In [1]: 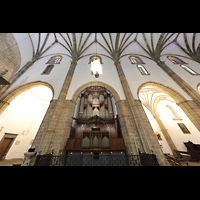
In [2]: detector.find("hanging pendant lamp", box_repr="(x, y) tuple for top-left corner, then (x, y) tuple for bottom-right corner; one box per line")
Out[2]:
(91, 57), (102, 78)
(91, 34), (103, 78)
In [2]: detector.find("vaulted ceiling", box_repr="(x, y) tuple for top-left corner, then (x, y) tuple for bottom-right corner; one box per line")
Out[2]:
(17, 33), (200, 64)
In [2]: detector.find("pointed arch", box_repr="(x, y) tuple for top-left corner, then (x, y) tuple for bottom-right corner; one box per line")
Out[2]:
(197, 83), (200, 94)
(0, 81), (54, 115)
(137, 81), (200, 135)
(71, 81), (121, 103)
(137, 81), (187, 104)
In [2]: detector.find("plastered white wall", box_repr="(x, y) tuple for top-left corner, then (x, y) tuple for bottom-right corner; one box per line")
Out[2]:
(66, 56), (126, 100)
(0, 87), (52, 159)
(143, 99), (200, 154)
(158, 99), (200, 152)
(143, 106), (173, 155)
(161, 55), (200, 93)
(121, 56), (192, 100)
(4, 55), (71, 99)
(13, 33), (33, 71)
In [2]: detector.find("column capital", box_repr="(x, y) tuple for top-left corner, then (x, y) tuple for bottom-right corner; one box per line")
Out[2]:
(71, 60), (77, 65)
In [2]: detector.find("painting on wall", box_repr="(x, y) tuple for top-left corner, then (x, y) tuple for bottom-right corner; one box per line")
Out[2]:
(177, 123), (191, 134)
(155, 132), (162, 140)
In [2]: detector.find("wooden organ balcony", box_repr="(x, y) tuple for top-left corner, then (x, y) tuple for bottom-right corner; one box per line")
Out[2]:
(66, 136), (126, 152)
(66, 86), (126, 153)
(66, 115), (126, 152)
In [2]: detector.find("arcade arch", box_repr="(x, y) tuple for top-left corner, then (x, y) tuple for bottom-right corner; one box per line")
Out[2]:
(138, 82), (200, 155)
(0, 82), (53, 159)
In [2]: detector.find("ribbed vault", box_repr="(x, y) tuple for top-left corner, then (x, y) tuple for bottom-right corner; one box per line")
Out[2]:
(22, 33), (200, 64)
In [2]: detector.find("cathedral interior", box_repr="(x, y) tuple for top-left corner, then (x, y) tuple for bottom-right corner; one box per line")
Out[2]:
(1, 33), (200, 166)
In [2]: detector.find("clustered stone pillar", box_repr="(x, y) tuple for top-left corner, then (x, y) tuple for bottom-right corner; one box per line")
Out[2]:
(114, 61), (169, 166)
(29, 61), (77, 156)
(157, 61), (200, 105)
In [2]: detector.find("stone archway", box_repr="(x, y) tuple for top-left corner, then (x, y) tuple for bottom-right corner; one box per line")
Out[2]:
(197, 83), (200, 94)
(70, 81), (141, 155)
(138, 81), (200, 154)
(0, 81), (54, 115)
(137, 81), (187, 104)
(0, 81), (54, 160)
(71, 81), (121, 103)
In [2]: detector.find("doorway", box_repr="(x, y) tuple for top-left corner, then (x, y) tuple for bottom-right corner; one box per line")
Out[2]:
(0, 133), (17, 159)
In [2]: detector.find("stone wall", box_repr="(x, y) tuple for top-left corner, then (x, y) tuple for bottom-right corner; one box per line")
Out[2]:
(0, 33), (21, 81)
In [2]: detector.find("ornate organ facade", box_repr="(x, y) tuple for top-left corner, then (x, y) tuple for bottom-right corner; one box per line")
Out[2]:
(66, 86), (126, 155)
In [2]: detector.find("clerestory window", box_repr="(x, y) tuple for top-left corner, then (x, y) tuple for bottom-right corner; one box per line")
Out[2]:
(167, 56), (198, 75)
(129, 56), (149, 75)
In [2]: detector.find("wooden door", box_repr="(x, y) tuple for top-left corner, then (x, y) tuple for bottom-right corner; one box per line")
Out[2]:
(0, 138), (12, 159)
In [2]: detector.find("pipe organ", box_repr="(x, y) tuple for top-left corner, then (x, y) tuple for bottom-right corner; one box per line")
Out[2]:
(78, 86), (114, 119)
(66, 86), (126, 153)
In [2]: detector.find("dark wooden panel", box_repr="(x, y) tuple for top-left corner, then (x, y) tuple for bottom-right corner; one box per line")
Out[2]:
(0, 138), (12, 158)
(67, 137), (126, 152)
(74, 139), (82, 150)
(66, 139), (75, 151)
(66, 138), (82, 151)
(118, 138), (126, 149)
(110, 138), (126, 151)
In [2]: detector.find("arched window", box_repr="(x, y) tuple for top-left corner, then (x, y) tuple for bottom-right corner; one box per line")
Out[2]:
(167, 56), (185, 65)
(88, 55), (103, 64)
(167, 56), (198, 75)
(129, 56), (149, 75)
(130, 56), (145, 64)
(41, 65), (54, 75)
(46, 55), (62, 64)
(165, 104), (182, 120)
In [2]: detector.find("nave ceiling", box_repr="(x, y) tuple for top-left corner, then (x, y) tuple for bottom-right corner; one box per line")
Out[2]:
(14, 33), (200, 66)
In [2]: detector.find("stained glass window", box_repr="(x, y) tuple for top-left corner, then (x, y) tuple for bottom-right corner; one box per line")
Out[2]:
(167, 56), (185, 65)
(130, 56), (144, 64)
(167, 56), (198, 75)
(47, 55), (62, 64)
(129, 56), (149, 75)
(89, 55), (103, 64)
(52, 56), (61, 64)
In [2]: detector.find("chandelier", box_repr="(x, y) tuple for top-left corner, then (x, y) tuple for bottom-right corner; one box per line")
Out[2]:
(91, 56), (102, 78)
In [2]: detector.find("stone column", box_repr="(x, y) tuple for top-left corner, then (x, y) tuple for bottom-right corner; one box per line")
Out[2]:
(31, 61), (77, 155)
(115, 100), (139, 155)
(115, 62), (168, 165)
(114, 61), (169, 165)
(154, 113), (177, 155)
(157, 61), (200, 105)
(177, 100), (200, 132)
(157, 61), (200, 132)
